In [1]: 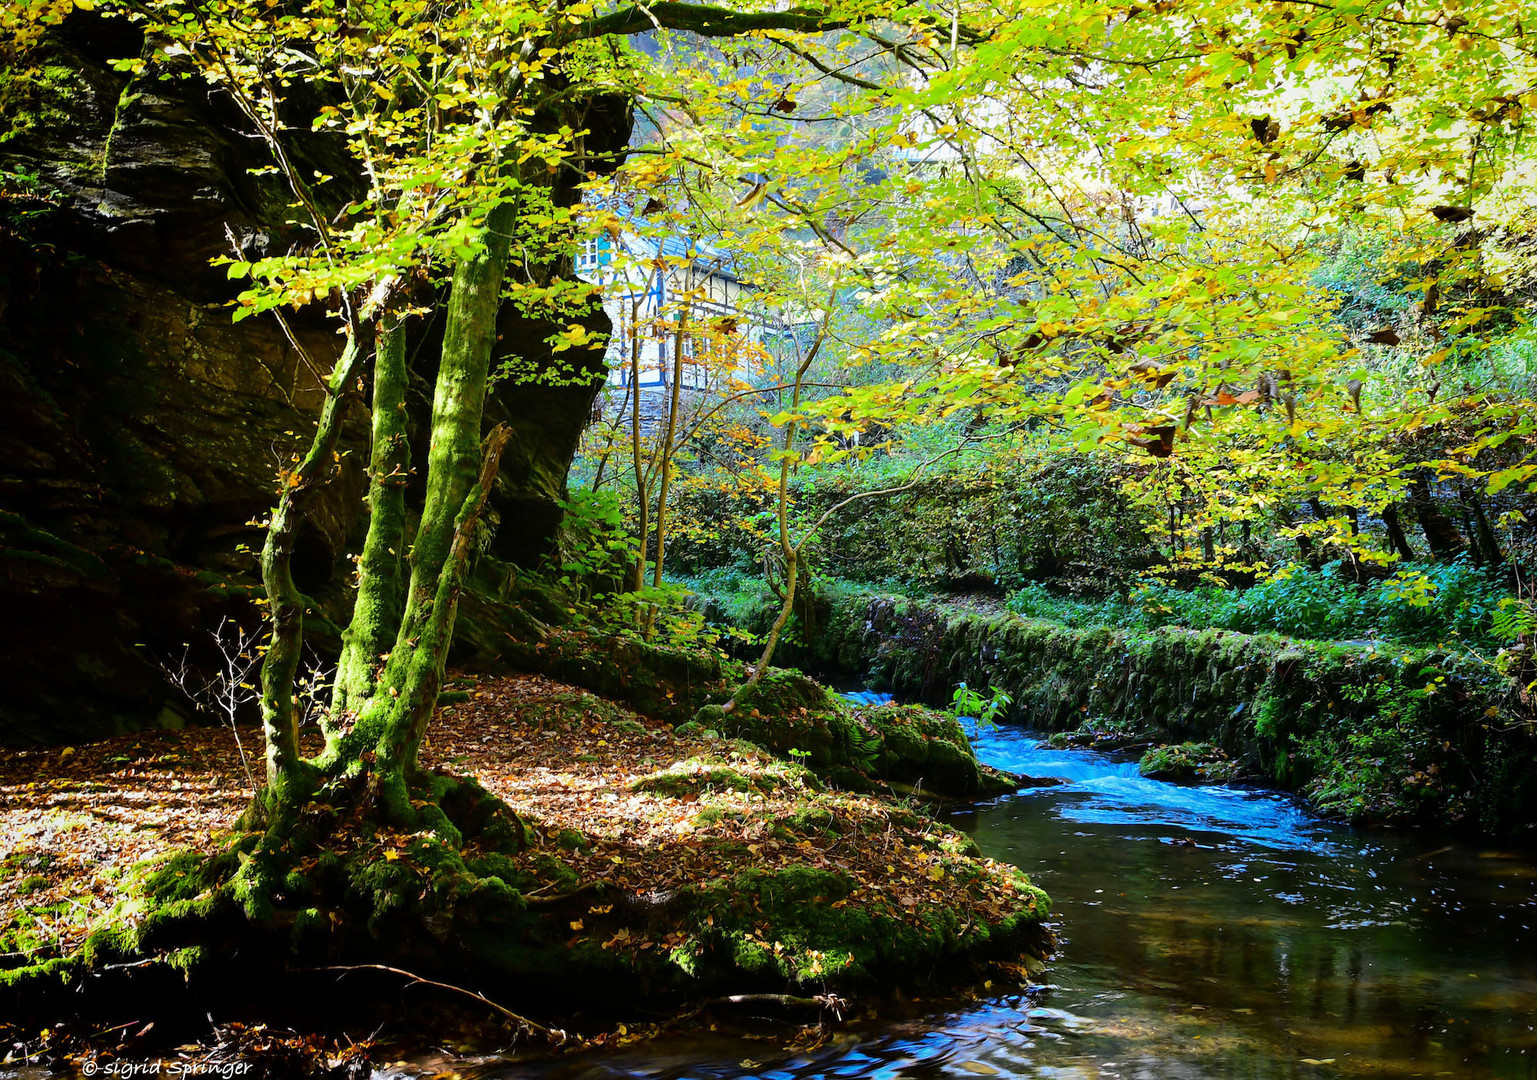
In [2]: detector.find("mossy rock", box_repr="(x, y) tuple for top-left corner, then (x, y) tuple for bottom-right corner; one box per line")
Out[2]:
(676, 863), (1050, 986)
(632, 754), (821, 798)
(708, 672), (1001, 799)
(1048, 715), (1160, 752)
(528, 630), (723, 721)
(716, 670), (846, 767)
(1138, 742), (1240, 784)
(519, 690), (629, 729)
(851, 703), (986, 795)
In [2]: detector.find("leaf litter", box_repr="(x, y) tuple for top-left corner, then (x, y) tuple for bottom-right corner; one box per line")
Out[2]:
(0, 672), (1046, 1064)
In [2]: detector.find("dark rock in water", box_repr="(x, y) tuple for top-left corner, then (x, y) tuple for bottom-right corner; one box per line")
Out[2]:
(1012, 774), (1067, 790)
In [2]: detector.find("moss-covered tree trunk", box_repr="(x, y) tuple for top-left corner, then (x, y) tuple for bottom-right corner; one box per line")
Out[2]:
(258, 331), (365, 804)
(232, 205), (526, 919)
(330, 198), (518, 796)
(329, 314), (410, 739)
(207, 59), (640, 969)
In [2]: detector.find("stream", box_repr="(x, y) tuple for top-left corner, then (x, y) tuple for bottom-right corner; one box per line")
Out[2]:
(495, 698), (1537, 1079)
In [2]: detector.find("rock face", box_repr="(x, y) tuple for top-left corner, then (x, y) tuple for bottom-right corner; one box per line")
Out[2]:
(0, 18), (623, 744)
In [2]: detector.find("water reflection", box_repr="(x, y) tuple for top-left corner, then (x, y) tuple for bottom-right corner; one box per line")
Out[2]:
(491, 711), (1537, 1079)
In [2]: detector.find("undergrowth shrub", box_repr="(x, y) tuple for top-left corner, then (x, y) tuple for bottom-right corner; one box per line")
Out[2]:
(1005, 558), (1516, 650)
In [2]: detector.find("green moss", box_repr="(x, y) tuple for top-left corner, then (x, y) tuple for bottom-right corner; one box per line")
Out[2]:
(552, 828), (591, 852)
(1138, 743), (1240, 784)
(675, 863), (1049, 987)
(533, 631), (724, 721)
(633, 754), (820, 798)
(852, 703), (985, 794)
(162, 945), (206, 975)
(0, 59), (79, 145)
(778, 805), (836, 832)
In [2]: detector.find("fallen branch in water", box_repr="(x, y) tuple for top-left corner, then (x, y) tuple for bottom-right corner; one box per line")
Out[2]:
(311, 963), (565, 1041)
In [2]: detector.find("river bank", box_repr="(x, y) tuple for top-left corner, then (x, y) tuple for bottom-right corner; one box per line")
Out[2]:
(479, 714), (1537, 1080)
(0, 672), (1048, 1071)
(695, 582), (1537, 833)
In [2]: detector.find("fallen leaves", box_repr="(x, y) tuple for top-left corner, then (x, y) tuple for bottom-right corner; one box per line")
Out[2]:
(0, 728), (254, 961)
(2, 672), (1040, 986)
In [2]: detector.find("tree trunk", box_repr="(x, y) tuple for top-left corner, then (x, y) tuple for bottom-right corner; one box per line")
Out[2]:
(258, 332), (365, 797)
(330, 314), (410, 738)
(330, 199), (516, 785)
(629, 302), (650, 593)
(1409, 474), (1466, 560)
(651, 304), (691, 590)
(1462, 484), (1505, 566)
(1382, 503), (1416, 560)
(376, 426), (513, 782)
(1278, 507), (1314, 561)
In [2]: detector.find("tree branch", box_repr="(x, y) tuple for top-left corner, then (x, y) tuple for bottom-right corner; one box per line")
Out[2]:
(567, 2), (851, 42)
(313, 964), (562, 1040)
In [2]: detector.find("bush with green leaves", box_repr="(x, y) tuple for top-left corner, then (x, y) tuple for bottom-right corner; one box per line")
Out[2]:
(1005, 558), (1518, 650)
(949, 682), (1013, 727)
(549, 488), (636, 601)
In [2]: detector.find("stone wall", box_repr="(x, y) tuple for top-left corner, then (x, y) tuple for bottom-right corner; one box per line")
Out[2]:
(708, 585), (1537, 832)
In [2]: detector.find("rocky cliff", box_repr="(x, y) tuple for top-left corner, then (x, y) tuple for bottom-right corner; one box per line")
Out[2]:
(0, 16), (620, 744)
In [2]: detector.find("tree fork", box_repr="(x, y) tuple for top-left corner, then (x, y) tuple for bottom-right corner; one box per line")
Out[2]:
(333, 198), (518, 809)
(383, 424), (516, 778)
(391, 199), (516, 658)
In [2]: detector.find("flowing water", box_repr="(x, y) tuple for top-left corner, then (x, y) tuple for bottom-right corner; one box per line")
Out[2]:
(494, 696), (1537, 1079)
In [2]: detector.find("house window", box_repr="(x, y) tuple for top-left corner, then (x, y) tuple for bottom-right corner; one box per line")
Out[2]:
(576, 238), (607, 273)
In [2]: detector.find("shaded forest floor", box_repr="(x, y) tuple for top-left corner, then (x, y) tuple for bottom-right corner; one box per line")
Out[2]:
(0, 673), (1041, 1025)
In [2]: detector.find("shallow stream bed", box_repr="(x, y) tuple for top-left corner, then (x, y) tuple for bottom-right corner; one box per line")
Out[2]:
(497, 705), (1537, 1079)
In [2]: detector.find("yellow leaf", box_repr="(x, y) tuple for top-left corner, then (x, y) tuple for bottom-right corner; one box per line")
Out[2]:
(569, 919), (584, 931)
